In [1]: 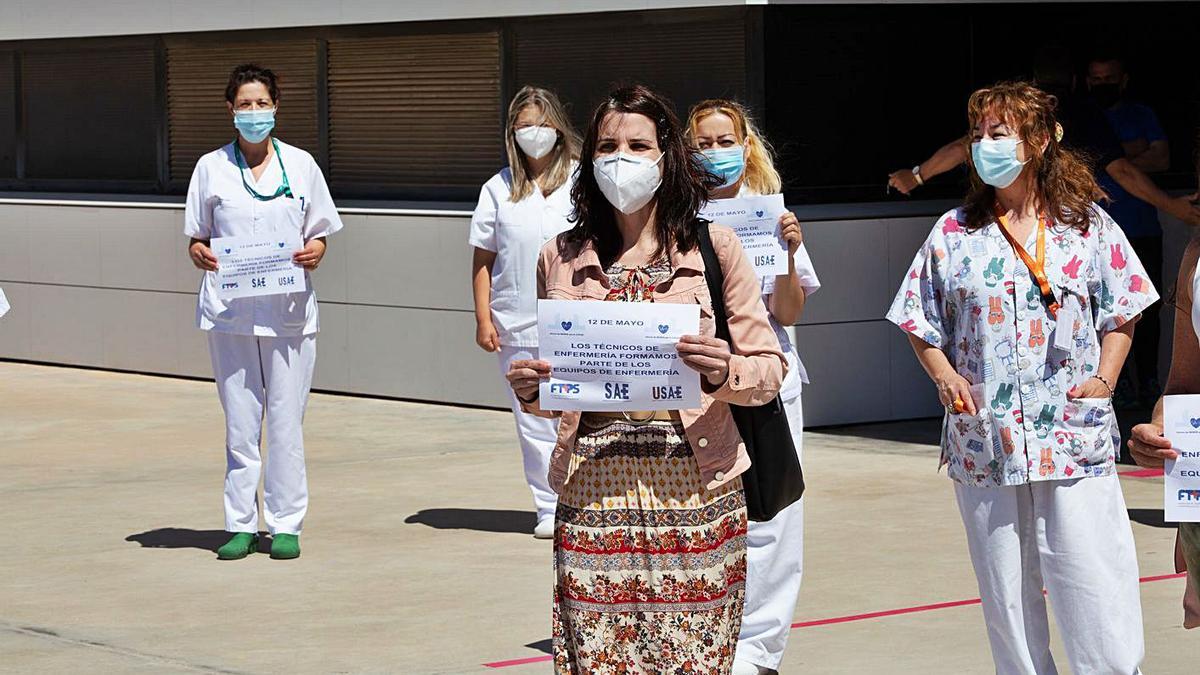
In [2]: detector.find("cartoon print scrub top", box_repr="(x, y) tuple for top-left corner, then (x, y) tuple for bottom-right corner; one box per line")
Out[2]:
(887, 206), (1158, 487)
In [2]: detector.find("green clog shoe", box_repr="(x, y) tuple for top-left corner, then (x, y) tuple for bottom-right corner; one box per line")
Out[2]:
(270, 533), (300, 560)
(216, 532), (258, 560)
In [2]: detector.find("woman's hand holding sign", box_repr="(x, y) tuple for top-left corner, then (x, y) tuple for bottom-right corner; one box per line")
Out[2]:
(507, 359), (552, 403)
(676, 334), (732, 386)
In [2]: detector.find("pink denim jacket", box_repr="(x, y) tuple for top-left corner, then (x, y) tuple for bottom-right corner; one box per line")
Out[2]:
(521, 224), (787, 493)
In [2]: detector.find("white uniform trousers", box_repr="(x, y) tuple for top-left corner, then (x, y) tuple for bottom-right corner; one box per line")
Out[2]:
(736, 392), (805, 671)
(208, 331), (316, 536)
(497, 346), (559, 524)
(954, 474), (1144, 675)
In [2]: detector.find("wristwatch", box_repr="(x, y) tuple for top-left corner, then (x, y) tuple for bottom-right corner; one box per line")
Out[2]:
(911, 165), (925, 186)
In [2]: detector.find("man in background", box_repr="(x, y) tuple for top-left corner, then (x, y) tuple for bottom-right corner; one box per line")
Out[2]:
(1089, 53), (1171, 405)
(887, 47), (1200, 412)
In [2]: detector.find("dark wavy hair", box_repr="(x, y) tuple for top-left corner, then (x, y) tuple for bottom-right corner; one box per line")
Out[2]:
(225, 63), (280, 104)
(963, 81), (1102, 233)
(560, 85), (719, 263)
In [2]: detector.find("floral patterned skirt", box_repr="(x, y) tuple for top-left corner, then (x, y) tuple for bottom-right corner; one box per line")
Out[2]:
(552, 417), (747, 674)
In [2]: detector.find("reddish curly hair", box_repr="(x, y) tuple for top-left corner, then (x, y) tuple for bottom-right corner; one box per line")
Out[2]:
(963, 81), (1104, 232)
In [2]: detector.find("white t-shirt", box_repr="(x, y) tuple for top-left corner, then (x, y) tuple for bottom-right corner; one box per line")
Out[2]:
(740, 186), (820, 401)
(469, 165), (577, 347)
(184, 140), (344, 337)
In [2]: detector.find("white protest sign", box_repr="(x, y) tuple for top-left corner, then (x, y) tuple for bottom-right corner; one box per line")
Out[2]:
(699, 194), (789, 277)
(537, 299), (701, 411)
(1162, 394), (1200, 522)
(212, 232), (306, 300)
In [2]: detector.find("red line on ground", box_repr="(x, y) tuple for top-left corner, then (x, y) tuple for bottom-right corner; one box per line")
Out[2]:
(485, 655), (555, 669)
(790, 597), (982, 628)
(483, 572), (1187, 669)
(1120, 468), (1165, 478)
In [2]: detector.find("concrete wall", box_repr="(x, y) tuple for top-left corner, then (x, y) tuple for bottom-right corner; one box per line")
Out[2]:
(0, 200), (1188, 426)
(0, 1), (1137, 42)
(0, 1), (746, 41)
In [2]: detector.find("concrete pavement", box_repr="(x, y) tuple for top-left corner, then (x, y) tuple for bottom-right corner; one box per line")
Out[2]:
(0, 362), (1191, 673)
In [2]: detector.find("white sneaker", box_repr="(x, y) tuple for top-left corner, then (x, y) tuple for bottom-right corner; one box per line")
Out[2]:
(533, 517), (555, 539)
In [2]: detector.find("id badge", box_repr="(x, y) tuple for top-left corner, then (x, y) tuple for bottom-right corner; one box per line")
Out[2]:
(1053, 295), (1076, 351)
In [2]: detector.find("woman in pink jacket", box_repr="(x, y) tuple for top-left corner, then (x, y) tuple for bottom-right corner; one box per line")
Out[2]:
(506, 85), (786, 674)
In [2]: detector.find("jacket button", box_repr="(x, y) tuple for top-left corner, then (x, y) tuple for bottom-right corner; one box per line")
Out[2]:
(697, 437), (709, 448)
(714, 471), (725, 481)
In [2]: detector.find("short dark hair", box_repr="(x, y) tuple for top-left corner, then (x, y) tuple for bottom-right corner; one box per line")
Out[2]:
(562, 84), (719, 264)
(1087, 51), (1127, 71)
(225, 63), (280, 104)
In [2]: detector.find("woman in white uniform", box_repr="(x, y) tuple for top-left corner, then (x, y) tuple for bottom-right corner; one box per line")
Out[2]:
(688, 99), (819, 675)
(185, 64), (343, 561)
(470, 86), (580, 539)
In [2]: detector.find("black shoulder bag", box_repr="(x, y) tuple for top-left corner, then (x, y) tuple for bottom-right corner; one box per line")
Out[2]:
(696, 219), (805, 522)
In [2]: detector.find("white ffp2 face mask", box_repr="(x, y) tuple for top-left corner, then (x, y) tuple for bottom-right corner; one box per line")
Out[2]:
(515, 126), (558, 160)
(592, 152), (664, 214)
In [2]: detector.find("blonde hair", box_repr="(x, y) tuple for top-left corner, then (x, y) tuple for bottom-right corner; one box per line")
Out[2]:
(505, 86), (581, 202)
(686, 99), (781, 195)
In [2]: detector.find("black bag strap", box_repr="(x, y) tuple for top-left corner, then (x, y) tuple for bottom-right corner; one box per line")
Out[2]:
(695, 218), (732, 344)
(696, 218), (785, 414)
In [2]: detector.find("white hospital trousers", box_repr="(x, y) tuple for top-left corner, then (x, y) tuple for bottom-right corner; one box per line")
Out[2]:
(208, 331), (316, 536)
(954, 474), (1144, 675)
(498, 346), (559, 523)
(737, 392), (805, 670)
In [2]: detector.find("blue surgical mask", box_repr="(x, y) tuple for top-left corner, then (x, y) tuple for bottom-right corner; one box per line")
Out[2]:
(233, 108), (276, 143)
(971, 138), (1028, 189)
(700, 146), (746, 188)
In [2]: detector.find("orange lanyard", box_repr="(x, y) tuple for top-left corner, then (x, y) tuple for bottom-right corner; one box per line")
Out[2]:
(995, 207), (1060, 318)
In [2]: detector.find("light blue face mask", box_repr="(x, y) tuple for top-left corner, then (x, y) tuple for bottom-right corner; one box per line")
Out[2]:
(233, 108), (276, 143)
(700, 146), (746, 188)
(971, 137), (1028, 189)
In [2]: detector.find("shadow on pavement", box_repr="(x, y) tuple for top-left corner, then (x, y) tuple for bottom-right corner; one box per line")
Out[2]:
(404, 508), (536, 534)
(1128, 508), (1173, 529)
(817, 404), (1152, 465)
(525, 639), (552, 655)
(125, 528), (270, 553)
(816, 418), (942, 446)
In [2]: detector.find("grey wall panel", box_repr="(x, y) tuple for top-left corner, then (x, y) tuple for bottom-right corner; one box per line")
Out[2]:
(886, 216), (938, 308)
(312, 301), (350, 392)
(98, 208), (182, 292)
(887, 327), (943, 420)
(798, 217), (902, 325)
(28, 283), (107, 366)
(793, 320), (893, 426)
(99, 288), (183, 374)
(345, 304), (507, 407)
(173, 293), (212, 379)
(26, 206), (104, 286)
(344, 214), (474, 311)
(0, 206), (33, 282)
(6, 200), (1190, 428)
(311, 220), (351, 304)
(0, 282), (33, 360)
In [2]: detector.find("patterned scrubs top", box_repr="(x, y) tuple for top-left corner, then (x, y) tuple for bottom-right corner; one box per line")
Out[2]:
(886, 206), (1159, 487)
